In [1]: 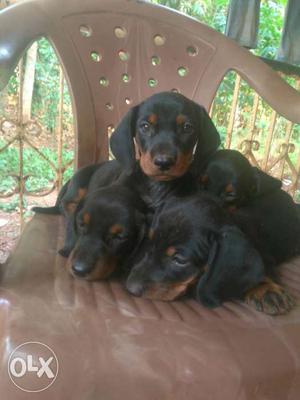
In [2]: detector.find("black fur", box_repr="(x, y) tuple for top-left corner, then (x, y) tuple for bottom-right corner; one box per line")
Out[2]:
(126, 193), (265, 306)
(33, 160), (122, 257)
(110, 91), (220, 177)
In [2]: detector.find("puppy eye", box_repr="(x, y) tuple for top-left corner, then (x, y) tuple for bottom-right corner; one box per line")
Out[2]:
(224, 192), (236, 200)
(113, 233), (125, 240)
(77, 220), (87, 233)
(172, 254), (188, 267)
(183, 122), (194, 134)
(141, 122), (151, 133)
(111, 232), (128, 243)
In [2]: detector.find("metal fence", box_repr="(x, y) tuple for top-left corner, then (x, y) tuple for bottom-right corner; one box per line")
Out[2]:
(211, 72), (300, 201)
(0, 56), (74, 232)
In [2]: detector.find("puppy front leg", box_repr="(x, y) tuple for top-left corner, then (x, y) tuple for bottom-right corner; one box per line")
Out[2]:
(59, 214), (78, 257)
(245, 277), (295, 315)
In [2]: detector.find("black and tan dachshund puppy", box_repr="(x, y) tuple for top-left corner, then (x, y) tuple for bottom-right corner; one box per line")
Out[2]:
(67, 183), (146, 280)
(126, 193), (296, 315)
(33, 160), (122, 256)
(110, 91), (220, 211)
(200, 149), (282, 209)
(200, 149), (300, 263)
(232, 189), (300, 314)
(126, 194), (265, 306)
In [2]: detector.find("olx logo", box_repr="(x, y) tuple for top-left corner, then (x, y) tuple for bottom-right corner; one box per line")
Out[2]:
(8, 342), (59, 392)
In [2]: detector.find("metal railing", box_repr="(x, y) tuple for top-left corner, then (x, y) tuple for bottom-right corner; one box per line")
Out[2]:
(211, 71), (300, 201)
(0, 57), (74, 230)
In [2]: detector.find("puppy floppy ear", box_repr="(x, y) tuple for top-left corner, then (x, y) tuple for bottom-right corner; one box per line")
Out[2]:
(196, 226), (265, 308)
(110, 105), (139, 172)
(252, 167), (282, 196)
(192, 105), (221, 172)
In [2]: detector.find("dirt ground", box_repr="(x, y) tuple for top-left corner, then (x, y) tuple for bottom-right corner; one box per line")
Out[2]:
(0, 191), (58, 264)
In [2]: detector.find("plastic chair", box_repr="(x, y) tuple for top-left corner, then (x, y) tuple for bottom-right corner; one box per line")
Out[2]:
(1, 1), (300, 399)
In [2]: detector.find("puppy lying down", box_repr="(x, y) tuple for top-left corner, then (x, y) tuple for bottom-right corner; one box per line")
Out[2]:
(126, 192), (298, 315)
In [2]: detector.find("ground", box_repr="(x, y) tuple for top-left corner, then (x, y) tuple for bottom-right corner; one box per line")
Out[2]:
(0, 191), (58, 264)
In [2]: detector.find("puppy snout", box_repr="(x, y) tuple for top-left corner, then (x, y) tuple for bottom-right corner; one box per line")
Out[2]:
(126, 280), (145, 297)
(72, 260), (90, 278)
(153, 154), (176, 171)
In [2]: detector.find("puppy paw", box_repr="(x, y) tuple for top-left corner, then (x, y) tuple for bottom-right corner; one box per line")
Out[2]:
(245, 279), (295, 315)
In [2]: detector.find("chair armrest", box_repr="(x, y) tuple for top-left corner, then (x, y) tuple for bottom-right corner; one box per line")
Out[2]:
(0, 0), (49, 90)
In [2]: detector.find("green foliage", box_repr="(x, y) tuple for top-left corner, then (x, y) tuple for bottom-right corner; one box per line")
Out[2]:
(151, 0), (228, 31)
(0, 140), (74, 210)
(255, 0), (286, 59)
(0, 196), (23, 212)
(7, 72), (18, 96)
(151, 0), (286, 55)
(31, 38), (61, 131)
(31, 38), (73, 132)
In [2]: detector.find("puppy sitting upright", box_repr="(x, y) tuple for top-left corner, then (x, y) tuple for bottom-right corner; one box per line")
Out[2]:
(110, 91), (221, 211)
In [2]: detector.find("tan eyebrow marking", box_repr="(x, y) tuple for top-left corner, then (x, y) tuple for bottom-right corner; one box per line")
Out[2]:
(225, 183), (234, 193)
(166, 246), (176, 257)
(109, 224), (124, 235)
(176, 114), (186, 125)
(147, 113), (158, 124)
(83, 212), (90, 225)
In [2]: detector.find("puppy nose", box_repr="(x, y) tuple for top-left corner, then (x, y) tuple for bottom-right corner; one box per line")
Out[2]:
(72, 261), (89, 277)
(126, 281), (145, 297)
(153, 155), (175, 171)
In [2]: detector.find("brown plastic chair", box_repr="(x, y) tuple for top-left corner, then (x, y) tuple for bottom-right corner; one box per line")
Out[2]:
(1, 1), (300, 399)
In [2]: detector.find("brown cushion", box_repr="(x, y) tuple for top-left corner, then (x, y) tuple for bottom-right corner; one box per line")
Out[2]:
(0, 214), (300, 399)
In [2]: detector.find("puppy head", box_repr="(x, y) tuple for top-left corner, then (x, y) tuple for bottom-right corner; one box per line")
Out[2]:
(200, 150), (256, 207)
(110, 92), (220, 180)
(126, 195), (265, 306)
(68, 186), (145, 280)
(200, 150), (282, 208)
(126, 208), (202, 300)
(126, 195), (222, 301)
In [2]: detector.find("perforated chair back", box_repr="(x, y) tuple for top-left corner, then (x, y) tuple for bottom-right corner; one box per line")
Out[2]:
(1, 0), (300, 167)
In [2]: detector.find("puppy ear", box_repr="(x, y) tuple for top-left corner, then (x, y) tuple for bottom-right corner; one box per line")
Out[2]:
(192, 105), (221, 172)
(196, 226), (265, 308)
(252, 167), (282, 196)
(110, 105), (139, 172)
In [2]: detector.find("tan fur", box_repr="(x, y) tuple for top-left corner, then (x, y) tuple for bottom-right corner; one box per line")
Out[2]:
(83, 212), (90, 225)
(148, 113), (158, 125)
(139, 150), (193, 181)
(143, 275), (199, 301)
(225, 183), (234, 193)
(176, 114), (186, 125)
(166, 246), (176, 257)
(109, 224), (124, 235)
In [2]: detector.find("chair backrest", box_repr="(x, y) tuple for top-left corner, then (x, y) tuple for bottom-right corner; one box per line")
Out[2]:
(1, 0), (300, 167)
